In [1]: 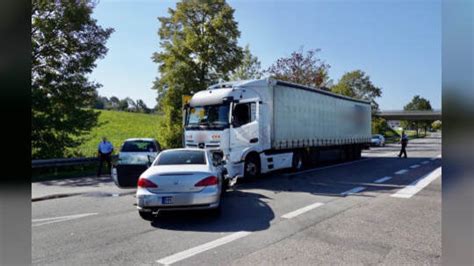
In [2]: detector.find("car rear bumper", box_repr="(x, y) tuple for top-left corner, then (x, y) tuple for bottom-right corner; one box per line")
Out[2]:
(136, 186), (220, 212)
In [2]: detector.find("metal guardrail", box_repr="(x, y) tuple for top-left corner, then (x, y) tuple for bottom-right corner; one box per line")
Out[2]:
(32, 155), (118, 169)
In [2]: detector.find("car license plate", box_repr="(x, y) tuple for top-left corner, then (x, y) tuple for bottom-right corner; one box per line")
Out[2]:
(162, 196), (173, 204)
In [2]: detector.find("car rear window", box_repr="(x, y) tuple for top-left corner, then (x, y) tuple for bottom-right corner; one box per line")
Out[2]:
(155, 150), (206, 165)
(121, 140), (157, 152)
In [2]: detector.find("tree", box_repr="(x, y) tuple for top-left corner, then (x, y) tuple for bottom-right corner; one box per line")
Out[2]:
(136, 99), (150, 113)
(401, 95), (433, 136)
(372, 117), (389, 135)
(32, 0), (113, 159)
(118, 99), (129, 111)
(229, 44), (262, 80)
(431, 120), (442, 131)
(266, 48), (330, 89)
(331, 70), (382, 113)
(109, 96), (120, 110)
(152, 0), (243, 148)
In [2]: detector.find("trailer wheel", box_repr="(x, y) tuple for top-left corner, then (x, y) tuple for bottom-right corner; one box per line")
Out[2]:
(292, 151), (304, 171)
(244, 153), (260, 179)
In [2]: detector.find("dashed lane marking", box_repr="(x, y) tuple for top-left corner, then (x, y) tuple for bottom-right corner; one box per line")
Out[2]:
(156, 231), (251, 265)
(341, 186), (366, 196)
(395, 169), (409, 175)
(281, 202), (325, 219)
(32, 213), (98, 227)
(374, 176), (392, 183)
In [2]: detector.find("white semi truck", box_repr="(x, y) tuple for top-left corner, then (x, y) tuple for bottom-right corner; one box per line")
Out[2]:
(183, 78), (371, 181)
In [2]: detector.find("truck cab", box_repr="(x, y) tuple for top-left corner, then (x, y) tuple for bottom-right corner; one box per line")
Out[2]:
(183, 79), (272, 180)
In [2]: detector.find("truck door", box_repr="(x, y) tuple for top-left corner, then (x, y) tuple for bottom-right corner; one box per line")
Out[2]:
(229, 101), (259, 160)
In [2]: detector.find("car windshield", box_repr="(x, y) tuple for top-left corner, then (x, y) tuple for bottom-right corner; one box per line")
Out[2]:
(185, 104), (230, 129)
(121, 140), (157, 152)
(372, 135), (380, 139)
(155, 150), (206, 165)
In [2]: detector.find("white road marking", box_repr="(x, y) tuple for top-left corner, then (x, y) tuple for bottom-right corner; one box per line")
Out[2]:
(395, 169), (409, 175)
(410, 164), (420, 169)
(431, 154), (441, 160)
(374, 176), (392, 183)
(156, 231), (251, 265)
(284, 158), (371, 176)
(341, 186), (366, 196)
(391, 167), (441, 198)
(32, 213), (98, 227)
(281, 202), (324, 219)
(421, 161), (429, 164)
(364, 151), (398, 158)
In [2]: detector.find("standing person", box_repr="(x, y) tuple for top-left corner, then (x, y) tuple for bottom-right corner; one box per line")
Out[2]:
(97, 137), (114, 176)
(398, 131), (408, 158)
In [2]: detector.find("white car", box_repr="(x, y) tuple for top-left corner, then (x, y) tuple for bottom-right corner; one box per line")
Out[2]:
(136, 148), (227, 221)
(371, 134), (385, 147)
(112, 138), (161, 188)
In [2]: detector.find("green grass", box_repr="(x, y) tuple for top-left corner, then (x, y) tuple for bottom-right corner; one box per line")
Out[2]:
(71, 110), (163, 157)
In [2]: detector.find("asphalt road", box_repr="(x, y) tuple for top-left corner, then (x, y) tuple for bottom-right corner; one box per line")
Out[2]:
(32, 133), (442, 265)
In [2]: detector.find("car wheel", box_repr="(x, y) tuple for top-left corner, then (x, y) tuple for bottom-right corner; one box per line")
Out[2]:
(292, 151), (304, 171)
(244, 153), (260, 179)
(138, 211), (155, 221)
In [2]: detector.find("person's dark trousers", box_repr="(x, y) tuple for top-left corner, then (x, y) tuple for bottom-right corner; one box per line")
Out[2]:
(398, 144), (407, 158)
(97, 152), (112, 176)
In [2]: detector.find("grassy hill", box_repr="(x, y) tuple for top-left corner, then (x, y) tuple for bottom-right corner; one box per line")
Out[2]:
(72, 110), (163, 157)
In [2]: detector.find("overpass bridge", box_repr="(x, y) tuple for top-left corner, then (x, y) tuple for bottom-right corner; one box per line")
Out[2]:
(376, 110), (442, 121)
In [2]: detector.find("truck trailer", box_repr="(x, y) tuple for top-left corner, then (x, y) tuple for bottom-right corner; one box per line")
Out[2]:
(183, 78), (371, 180)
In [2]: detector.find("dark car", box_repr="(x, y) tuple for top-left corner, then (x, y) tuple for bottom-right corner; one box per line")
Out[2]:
(112, 138), (161, 188)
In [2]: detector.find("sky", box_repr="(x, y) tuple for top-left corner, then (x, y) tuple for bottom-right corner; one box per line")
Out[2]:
(90, 0), (441, 110)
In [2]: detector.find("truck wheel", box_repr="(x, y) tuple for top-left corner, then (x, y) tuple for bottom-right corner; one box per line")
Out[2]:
(138, 211), (155, 221)
(292, 151), (304, 171)
(244, 153), (260, 179)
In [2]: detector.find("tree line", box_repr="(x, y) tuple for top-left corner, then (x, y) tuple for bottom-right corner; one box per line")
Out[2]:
(92, 94), (155, 114)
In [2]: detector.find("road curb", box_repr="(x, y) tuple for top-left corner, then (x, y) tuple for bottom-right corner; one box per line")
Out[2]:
(32, 192), (83, 202)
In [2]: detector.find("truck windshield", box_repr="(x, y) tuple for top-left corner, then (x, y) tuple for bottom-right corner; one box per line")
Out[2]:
(186, 104), (230, 130)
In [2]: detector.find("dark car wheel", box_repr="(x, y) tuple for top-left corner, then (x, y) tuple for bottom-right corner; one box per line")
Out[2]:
(138, 211), (155, 221)
(244, 153), (260, 179)
(292, 151), (304, 171)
